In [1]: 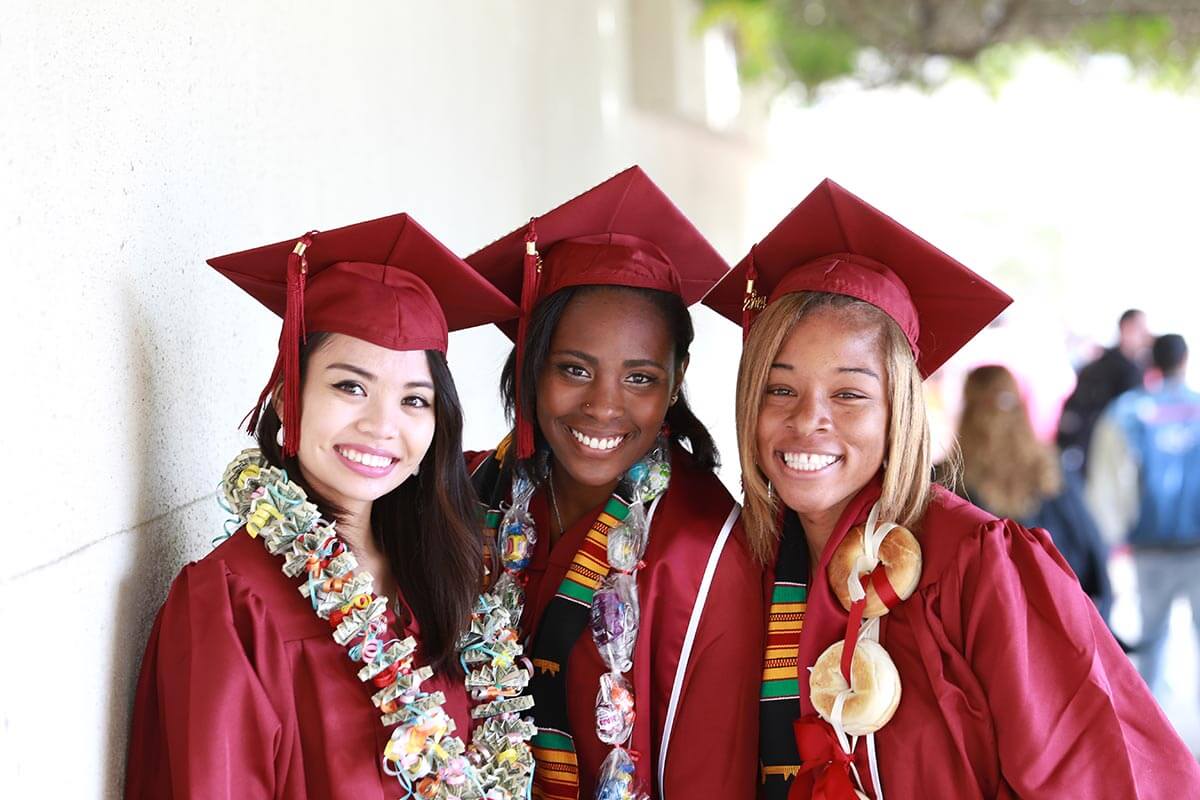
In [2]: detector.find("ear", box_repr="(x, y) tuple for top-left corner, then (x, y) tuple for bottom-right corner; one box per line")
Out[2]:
(270, 380), (284, 419)
(673, 354), (690, 394)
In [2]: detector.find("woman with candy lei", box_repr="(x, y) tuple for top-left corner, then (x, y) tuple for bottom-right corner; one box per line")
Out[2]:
(704, 179), (1199, 799)
(126, 215), (538, 799)
(464, 167), (763, 800)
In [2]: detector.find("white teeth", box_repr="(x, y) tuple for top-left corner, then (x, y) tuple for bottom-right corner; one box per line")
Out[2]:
(782, 452), (839, 472)
(338, 447), (393, 468)
(570, 428), (625, 451)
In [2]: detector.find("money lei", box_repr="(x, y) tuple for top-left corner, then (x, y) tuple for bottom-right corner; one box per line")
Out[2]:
(218, 449), (535, 800)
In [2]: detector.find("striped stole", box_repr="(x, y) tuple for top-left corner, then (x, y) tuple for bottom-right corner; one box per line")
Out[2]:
(758, 511), (810, 799)
(529, 495), (632, 800)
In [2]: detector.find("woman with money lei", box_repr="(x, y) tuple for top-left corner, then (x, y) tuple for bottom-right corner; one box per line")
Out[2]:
(126, 214), (540, 799)
(704, 179), (1199, 799)
(465, 167), (763, 800)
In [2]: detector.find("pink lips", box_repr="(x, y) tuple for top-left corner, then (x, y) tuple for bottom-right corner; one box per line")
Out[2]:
(334, 445), (399, 478)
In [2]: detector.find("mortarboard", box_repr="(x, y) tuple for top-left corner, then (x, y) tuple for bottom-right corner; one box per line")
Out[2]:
(209, 213), (520, 455)
(703, 179), (1011, 377)
(467, 165), (730, 457)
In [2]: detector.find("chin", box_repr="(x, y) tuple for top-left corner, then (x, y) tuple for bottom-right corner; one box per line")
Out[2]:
(312, 462), (412, 508)
(556, 455), (626, 490)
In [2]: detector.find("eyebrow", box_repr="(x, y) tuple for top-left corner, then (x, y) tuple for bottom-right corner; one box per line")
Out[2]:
(555, 350), (668, 371)
(326, 362), (434, 390)
(769, 362), (881, 381)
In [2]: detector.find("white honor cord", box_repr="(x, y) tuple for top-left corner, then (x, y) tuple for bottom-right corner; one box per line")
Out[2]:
(830, 691), (868, 795)
(867, 732), (883, 800)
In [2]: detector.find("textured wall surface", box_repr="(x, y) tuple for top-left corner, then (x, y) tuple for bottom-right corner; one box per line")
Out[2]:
(0, 1), (761, 796)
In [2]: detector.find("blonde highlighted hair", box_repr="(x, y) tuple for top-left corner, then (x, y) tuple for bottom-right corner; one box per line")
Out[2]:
(735, 292), (933, 563)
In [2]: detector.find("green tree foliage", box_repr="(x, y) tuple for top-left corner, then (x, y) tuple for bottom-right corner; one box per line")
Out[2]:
(698, 0), (1200, 97)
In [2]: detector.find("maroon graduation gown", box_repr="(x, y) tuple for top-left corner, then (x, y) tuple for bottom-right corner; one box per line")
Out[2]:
(125, 529), (471, 799)
(468, 447), (763, 799)
(782, 481), (1198, 798)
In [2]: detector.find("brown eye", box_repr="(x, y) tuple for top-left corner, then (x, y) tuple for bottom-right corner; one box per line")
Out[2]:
(558, 363), (590, 379)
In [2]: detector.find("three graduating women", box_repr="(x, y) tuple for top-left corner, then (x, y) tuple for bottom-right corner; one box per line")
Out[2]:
(128, 169), (1197, 800)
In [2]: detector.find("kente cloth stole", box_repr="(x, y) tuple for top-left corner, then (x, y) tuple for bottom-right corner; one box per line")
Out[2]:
(758, 511), (810, 800)
(528, 494), (631, 800)
(472, 452), (634, 800)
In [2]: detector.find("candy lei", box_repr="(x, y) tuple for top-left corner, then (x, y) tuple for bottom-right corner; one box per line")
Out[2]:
(505, 441), (671, 800)
(218, 449), (536, 800)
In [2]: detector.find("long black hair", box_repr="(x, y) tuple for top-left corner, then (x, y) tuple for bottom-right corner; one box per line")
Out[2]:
(256, 332), (482, 673)
(499, 285), (719, 476)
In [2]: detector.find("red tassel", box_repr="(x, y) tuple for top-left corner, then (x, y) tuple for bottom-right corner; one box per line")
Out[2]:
(515, 219), (540, 460)
(242, 356), (281, 438)
(742, 245), (763, 343)
(281, 233), (315, 457)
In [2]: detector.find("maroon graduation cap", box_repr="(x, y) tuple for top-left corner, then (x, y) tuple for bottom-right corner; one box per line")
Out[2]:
(466, 165), (730, 457)
(703, 178), (1011, 377)
(208, 213), (519, 455)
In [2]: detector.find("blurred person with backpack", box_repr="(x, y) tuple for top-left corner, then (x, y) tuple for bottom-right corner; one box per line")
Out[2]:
(1088, 334), (1200, 696)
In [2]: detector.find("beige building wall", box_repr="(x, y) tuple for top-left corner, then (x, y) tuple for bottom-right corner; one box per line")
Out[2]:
(0, 1), (763, 796)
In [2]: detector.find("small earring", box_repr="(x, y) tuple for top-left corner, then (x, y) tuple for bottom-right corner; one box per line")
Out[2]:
(276, 426), (285, 447)
(670, 393), (679, 406)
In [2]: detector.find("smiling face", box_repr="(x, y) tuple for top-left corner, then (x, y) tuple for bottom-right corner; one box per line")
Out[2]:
(755, 307), (889, 539)
(291, 333), (436, 518)
(535, 287), (682, 493)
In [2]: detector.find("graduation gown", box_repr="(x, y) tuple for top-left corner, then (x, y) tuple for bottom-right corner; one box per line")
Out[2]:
(125, 529), (471, 799)
(774, 479), (1198, 799)
(468, 446), (763, 799)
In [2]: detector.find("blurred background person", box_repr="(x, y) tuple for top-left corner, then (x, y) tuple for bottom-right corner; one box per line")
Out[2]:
(1057, 308), (1153, 475)
(1087, 334), (1200, 701)
(956, 364), (1113, 619)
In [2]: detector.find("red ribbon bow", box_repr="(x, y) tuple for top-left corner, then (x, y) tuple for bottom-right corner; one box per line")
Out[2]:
(790, 715), (859, 800)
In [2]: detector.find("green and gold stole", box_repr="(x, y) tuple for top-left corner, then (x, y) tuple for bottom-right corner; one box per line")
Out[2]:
(472, 451), (639, 800)
(759, 511), (810, 800)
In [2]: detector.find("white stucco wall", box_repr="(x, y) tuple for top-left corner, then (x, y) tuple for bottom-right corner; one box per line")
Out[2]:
(0, 2), (762, 796)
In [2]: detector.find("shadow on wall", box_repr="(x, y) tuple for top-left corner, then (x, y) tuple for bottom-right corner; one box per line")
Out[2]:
(103, 285), (211, 798)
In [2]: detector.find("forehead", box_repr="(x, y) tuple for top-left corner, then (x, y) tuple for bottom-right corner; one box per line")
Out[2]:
(550, 287), (674, 361)
(772, 307), (885, 371)
(312, 333), (433, 382)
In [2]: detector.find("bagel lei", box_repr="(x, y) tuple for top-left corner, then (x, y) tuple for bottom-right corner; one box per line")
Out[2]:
(803, 502), (922, 799)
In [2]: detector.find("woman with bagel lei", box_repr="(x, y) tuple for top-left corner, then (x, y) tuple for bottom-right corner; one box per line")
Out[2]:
(126, 215), (538, 799)
(704, 179), (1198, 799)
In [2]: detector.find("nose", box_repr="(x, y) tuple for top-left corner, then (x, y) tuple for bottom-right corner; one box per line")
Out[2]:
(582, 377), (624, 423)
(787, 389), (831, 435)
(356, 395), (402, 441)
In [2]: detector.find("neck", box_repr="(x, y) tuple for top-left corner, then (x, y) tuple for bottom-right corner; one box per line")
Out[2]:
(547, 466), (617, 546)
(337, 501), (396, 598)
(798, 512), (837, 568)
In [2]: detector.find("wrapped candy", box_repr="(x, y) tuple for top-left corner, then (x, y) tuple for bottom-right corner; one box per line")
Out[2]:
(591, 573), (639, 673)
(624, 444), (671, 504)
(498, 476), (538, 573)
(607, 500), (649, 573)
(595, 747), (648, 800)
(595, 672), (636, 745)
